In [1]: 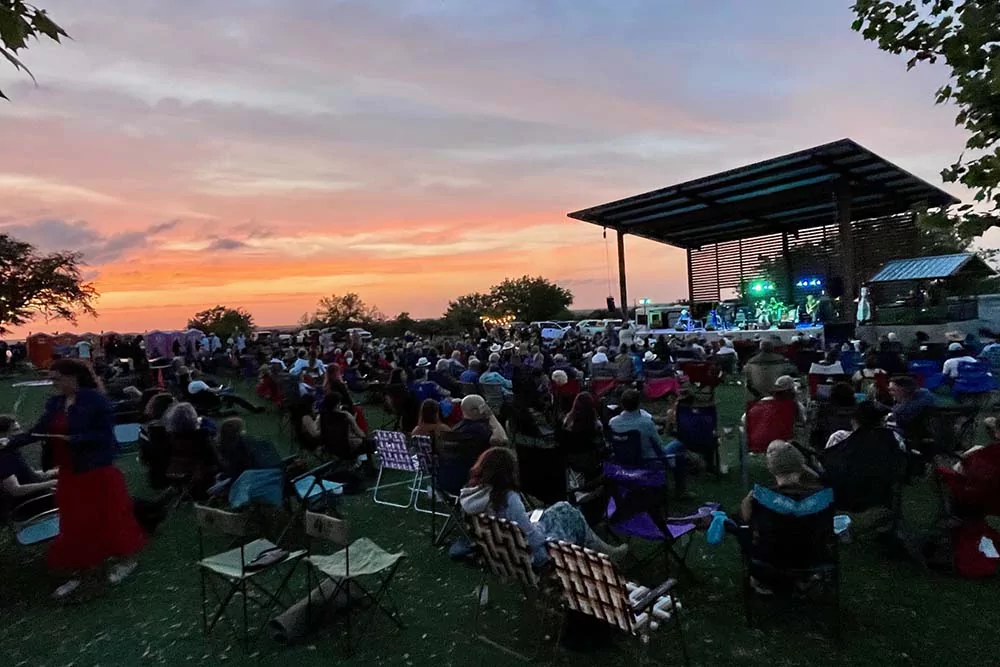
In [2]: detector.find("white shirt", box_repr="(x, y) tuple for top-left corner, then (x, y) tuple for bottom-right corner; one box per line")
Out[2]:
(209, 335), (222, 352)
(75, 340), (92, 359)
(942, 355), (977, 378)
(716, 346), (737, 356)
(188, 380), (212, 394)
(290, 358), (326, 377)
(235, 335), (246, 352)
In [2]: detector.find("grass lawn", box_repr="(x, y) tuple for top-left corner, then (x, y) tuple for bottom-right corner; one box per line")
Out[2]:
(1, 374), (996, 666)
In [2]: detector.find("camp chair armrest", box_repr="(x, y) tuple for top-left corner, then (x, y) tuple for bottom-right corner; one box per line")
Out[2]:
(291, 460), (337, 485)
(12, 493), (55, 521)
(629, 578), (678, 615)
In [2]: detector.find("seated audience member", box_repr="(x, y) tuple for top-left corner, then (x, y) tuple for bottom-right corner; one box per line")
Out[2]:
(460, 447), (626, 567)
(216, 417), (283, 480)
(978, 336), (1000, 371)
(0, 415), (57, 519)
(187, 369), (264, 413)
(453, 394), (508, 448)
(887, 376), (936, 442)
(808, 383), (856, 449)
(318, 395), (368, 461)
(460, 358), (482, 384)
(139, 393), (176, 489)
(756, 375), (806, 423)
(412, 398), (452, 439)
(613, 346), (635, 382)
(937, 417), (1000, 517)
(163, 402), (220, 499)
(643, 350), (668, 376)
(431, 358), (461, 397)
(410, 366), (450, 402)
(744, 340), (797, 400)
(608, 389), (688, 496)
(740, 440), (823, 522)
(478, 363), (513, 397)
(942, 342), (978, 381)
(551, 354), (580, 381)
(737, 440), (828, 594)
(715, 338), (738, 374)
(853, 353), (888, 401)
(290, 349), (327, 385)
(562, 391), (601, 438)
(822, 402), (905, 513)
(589, 347), (611, 376)
(256, 365), (282, 405)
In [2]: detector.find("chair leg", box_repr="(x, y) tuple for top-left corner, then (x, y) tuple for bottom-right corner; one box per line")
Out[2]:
(242, 579), (250, 653)
(671, 590), (689, 666)
(200, 568), (208, 635)
(371, 466), (417, 509)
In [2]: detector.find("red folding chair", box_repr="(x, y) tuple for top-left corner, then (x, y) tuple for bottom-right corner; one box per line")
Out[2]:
(591, 377), (617, 399)
(678, 361), (722, 402)
(643, 376), (681, 401)
(742, 399), (797, 488)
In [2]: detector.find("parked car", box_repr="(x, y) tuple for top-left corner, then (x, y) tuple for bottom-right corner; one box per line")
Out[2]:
(296, 328), (320, 344)
(346, 327), (372, 341)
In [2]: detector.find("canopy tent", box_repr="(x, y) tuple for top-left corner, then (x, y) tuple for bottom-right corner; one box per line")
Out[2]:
(568, 138), (959, 320)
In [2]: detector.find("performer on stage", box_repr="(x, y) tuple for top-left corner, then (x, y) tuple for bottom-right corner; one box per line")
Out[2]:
(805, 294), (820, 324)
(676, 308), (693, 331)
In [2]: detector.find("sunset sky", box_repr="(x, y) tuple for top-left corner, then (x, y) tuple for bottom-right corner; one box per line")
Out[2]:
(0, 0), (979, 337)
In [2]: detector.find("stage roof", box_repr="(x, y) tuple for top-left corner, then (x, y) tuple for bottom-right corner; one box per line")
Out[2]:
(869, 253), (994, 283)
(567, 138), (959, 250)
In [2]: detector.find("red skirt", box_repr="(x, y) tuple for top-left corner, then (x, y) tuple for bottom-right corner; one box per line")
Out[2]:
(49, 464), (147, 572)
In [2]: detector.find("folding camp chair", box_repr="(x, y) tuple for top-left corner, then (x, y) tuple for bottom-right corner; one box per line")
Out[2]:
(742, 486), (839, 639)
(466, 513), (558, 661)
(807, 373), (848, 402)
(602, 461), (697, 578)
(678, 361), (722, 403)
(114, 422), (142, 457)
(742, 399), (797, 488)
(953, 361), (998, 404)
(304, 511), (406, 655)
(480, 382), (507, 416)
(410, 435), (452, 540)
(591, 377), (618, 401)
(429, 430), (485, 546)
(459, 381), (480, 398)
(838, 350), (862, 376)
(675, 403), (720, 474)
(643, 375), (680, 401)
(371, 430), (421, 509)
(6, 493), (59, 547)
(195, 505), (305, 651)
(549, 541), (687, 665)
(908, 359), (945, 391)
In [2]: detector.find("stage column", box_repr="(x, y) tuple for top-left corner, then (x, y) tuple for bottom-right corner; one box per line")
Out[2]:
(617, 228), (628, 321)
(836, 180), (856, 322)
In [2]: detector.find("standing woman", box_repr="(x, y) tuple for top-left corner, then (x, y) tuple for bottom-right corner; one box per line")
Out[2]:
(16, 359), (146, 598)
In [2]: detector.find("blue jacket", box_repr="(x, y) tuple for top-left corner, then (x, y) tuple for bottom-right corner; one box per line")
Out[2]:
(23, 389), (118, 474)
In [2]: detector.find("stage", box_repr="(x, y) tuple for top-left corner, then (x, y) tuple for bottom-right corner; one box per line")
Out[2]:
(637, 325), (825, 345)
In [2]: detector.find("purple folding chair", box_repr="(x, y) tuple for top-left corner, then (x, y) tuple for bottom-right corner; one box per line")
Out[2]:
(371, 430), (421, 509)
(603, 461), (699, 578)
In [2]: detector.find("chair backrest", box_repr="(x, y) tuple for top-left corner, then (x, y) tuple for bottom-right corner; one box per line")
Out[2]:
(372, 430), (419, 472)
(304, 510), (349, 547)
(675, 403), (718, 453)
(548, 541), (634, 635)
(748, 485), (836, 571)
(459, 381), (479, 397)
(954, 361), (998, 395)
(194, 504), (251, 537)
(591, 377), (618, 399)
(838, 350), (863, 376)
(807, 374), (848, 401)
(114, 423), (142, 447)
(745, 399), (797, 453)
(678, 361), (721, 387)
(607, 429), (644, 466)
(602, 460), (667, 489)
(480, 383), (506, 412)
(467, 513), (538, 587)
(410, 433), (435, 476)
(821, 428), (905, 512)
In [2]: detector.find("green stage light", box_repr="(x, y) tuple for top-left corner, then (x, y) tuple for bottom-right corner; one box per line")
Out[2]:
(749, 280), (774, 294)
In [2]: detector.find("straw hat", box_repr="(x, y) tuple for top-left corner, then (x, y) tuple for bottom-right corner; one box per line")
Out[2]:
(772, 375), (796, 392)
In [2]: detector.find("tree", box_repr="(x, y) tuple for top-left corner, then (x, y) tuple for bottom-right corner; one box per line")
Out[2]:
(186, 305), (254, 341)
(444, 292), (496, 330)
(490, 275), (574, 323)
(0, 233), (97, 333)
(1, 1), (68, 100)
(851, 0), (999, 248)
(305, 293), (384, 328)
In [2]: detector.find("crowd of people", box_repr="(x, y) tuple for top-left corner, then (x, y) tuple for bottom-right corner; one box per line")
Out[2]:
(2, 319), (998, 607)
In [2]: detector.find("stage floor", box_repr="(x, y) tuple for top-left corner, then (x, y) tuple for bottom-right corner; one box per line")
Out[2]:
(637, 326), (824, 344)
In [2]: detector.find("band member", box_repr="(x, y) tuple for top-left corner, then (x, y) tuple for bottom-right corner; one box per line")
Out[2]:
(805, 294), (820, 324)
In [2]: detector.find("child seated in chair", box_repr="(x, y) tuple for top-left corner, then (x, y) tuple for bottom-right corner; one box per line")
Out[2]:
(460, 447), (627, 567)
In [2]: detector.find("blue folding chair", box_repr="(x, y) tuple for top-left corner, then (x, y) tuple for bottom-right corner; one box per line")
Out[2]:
(675, 404), (719, 473)
(838, 350), (862, 376)
(953, 361), (998, 396)
(908, 360), (945, 391)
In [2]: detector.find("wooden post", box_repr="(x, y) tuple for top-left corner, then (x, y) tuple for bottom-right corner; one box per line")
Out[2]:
(617, 229), (628, 320)
(687, 249), (696, 308)
(781, 231), (794, 306)
(836, 180), (856, 322)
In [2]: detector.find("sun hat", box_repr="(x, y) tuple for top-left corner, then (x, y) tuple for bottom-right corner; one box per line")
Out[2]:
(643, 351), (657, 362)
(766, 440), (813, 477)
(502, 341), (515, 351)
(489, 343), (502, 353)
(948, 342), (964, 352)
(416, 357), (431, 368)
